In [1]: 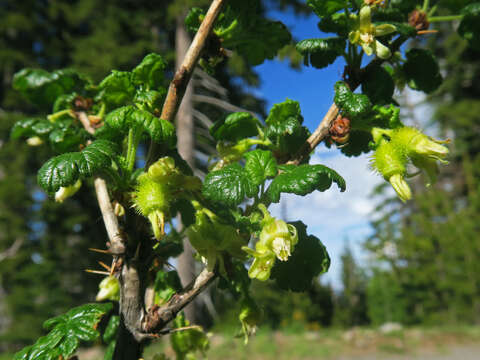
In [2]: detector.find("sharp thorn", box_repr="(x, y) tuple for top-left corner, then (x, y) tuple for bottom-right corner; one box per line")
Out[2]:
(88, 247), (111, 254)
(85, 269), (110, 276)
(110, 258), (118, 276)
(98, 261), (111, 272)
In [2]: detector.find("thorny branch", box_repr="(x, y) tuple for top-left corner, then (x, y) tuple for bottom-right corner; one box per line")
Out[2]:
(76, 111), (126, 255)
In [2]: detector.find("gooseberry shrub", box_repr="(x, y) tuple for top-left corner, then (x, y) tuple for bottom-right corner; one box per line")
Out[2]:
(10, 0), (478, 359)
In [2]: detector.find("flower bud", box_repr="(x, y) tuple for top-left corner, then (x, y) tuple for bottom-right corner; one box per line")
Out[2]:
(389, 173), (412, 202)
(113, 201), (125, 217)
(55, 180), (82, 203)
(26, 136), (44, 146)
(392, 127), (448, 161)
(96, 276), (120, 302)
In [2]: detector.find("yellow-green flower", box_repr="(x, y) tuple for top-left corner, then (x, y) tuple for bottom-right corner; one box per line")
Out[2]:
(242, 204), (298, 281)
(349, 6), (396, 59)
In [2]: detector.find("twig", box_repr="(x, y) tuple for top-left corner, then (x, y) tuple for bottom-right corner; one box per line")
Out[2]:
(75, 111), (96, 135)
(93, 178), (126, 255)
(288, 36), (409, 165)
(143, 268), (216, 333)
(146, 0), (226, 167)
(160, 0), (225, 123)
(0, 238), (23, 262)
(76, 111), (126, 255)
(287, 103), (339, 165)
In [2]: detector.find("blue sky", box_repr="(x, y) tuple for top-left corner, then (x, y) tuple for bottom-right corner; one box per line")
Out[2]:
(253, 8), (381, 288)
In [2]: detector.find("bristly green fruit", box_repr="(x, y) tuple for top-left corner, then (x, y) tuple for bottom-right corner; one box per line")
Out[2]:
(133, 173), (172, 241)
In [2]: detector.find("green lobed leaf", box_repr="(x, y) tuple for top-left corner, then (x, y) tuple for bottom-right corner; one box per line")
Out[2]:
(296, 37), (346, 69)
(185, 7), (204, 33)
(267, 164), (346, 203)
(38, 140), (118, 193)
(133, 89), (166, 112)
(203, 163), (257, 207)
(265, 99), (310, 157)
(170, 198), (196, 228)
(98, 70), (135, 107)
(317, 12), (349, 37)
(210, 112), (259, 142)
(13, 68), (89, 107)
(244, 150), (278, 187)
(103, 315), (120, 344)
(334, 81), (372, 118)
(154, 270), (183, 305)
(11, 118), (51, 139)
(307, 0), (348, 18)
(171, 313), (209, 358)
(271, 221), (330, 292)
(361, 65), (395, 105)
(231, 19), (292, 66)
(131, 53), (167, 89)
(52, 92), (77, 112)
(14, 303), (112, 360)
(100, 106), (176, 147)
(403, 48), (443, 93)
(458, 2), (480, 50)
(188, 1), (291, 66)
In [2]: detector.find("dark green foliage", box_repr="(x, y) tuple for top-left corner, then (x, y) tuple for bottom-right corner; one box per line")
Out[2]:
(334, 245), (368, 326)
(403, 49), (443, 93)
(244, 150), (278, 187)
(458, 3), (480, 50)
(170, 198), (196, 228)
(334, 81), (372, 118)
(102, 315), (120, 360)
(267, 164), (346, 203)
(337, 130), (373, 157)
(210, 112), (259, 142)
(11, 116), (88, 153)
(131, 53), (167, 89)
(13, 69), (89, 108)
(296, 38), (345, 69)
(171, 313), (209, 359)
(367, 271), (406, 325)
(38, 140), (118, 193)
(186, 0), (292, 66)
(97, 71), (135, 108)
(317, 13), (349, 37)
(271, 221), (330, 292)
(99, 105), (176, 146)
(202, 164), (256, 207)
(265, 99), (310, 158)
(307, 0), (348, 18)
(361, 65), (395, 105)
(154, 271), (183, 304)
(14, 303), (112, 360)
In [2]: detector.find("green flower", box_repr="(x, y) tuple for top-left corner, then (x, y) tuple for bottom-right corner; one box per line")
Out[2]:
(371, 141), (411, 202)
(55, 180), (82, 203)
(187, 201), (245, 272)
(349, 6), (396, 59)
(242, 205), (298, 280)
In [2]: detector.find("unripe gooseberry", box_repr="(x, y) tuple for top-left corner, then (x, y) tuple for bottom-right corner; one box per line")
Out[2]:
(134, 175), (171, 240)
